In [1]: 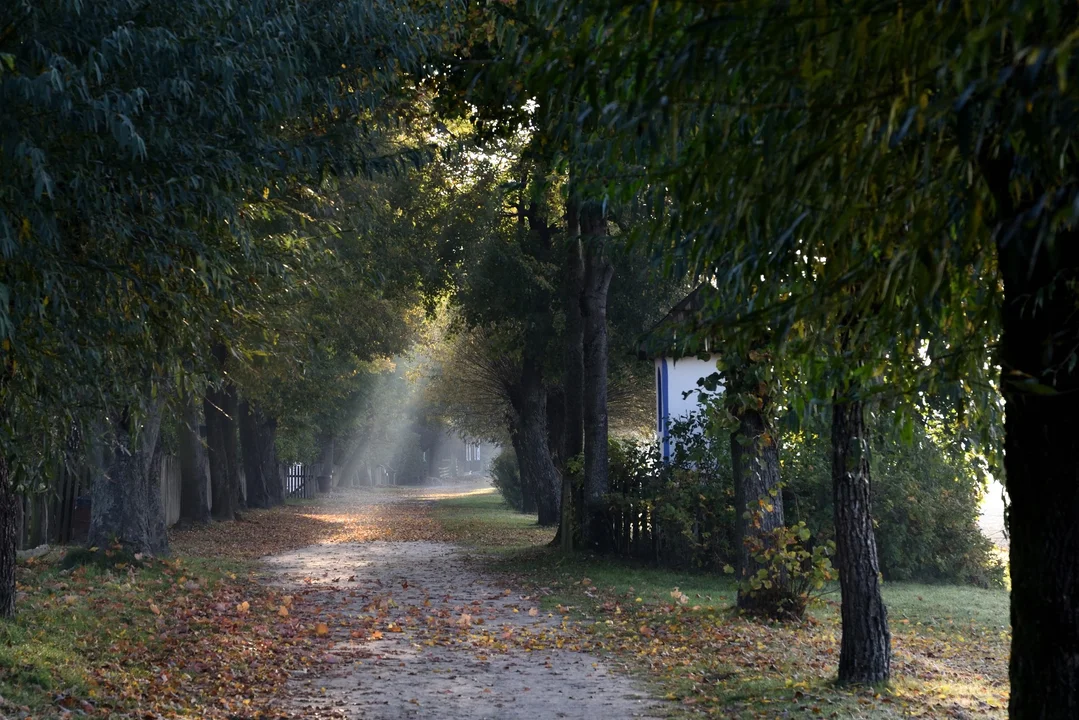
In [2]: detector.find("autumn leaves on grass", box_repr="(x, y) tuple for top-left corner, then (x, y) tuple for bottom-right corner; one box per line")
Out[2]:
(170, 488), (452, 560)
(7, 553), (354, 719)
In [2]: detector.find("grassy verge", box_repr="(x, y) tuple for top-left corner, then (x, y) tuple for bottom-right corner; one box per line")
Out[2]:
(3, 551), (282, 718)
(4, 488), (447, 719)
(434, 488), (1010, 718)
(428, 487), (556, 551)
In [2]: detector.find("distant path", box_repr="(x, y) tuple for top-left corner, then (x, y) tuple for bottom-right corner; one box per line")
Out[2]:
(979, 478), (1008, 549)
(262, 488), (661, 719)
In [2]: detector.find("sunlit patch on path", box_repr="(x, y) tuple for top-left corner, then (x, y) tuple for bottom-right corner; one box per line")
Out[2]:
(257, 486), (661, 719)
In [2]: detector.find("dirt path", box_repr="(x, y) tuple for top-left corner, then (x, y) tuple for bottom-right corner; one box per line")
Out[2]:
(262, 489), (661, 719)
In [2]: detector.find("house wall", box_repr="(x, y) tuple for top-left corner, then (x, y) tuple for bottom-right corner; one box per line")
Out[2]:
(656, 355), (721, 460)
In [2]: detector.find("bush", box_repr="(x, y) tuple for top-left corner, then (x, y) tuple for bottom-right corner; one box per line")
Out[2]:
(783, 415), (1006, 588)
(599, 402), (1003, 588)
(604, 413), (737, 569)
(732, 521), (835, 620)
(490, 449), (523, 512)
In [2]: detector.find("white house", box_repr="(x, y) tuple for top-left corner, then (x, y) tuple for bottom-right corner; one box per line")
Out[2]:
(642, 286), (722, 461)
(654, 355), (720, 460)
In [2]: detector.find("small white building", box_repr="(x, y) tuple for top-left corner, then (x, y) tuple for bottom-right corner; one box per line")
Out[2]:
(642, 286), (722, 461)
(654, 355), (719, 460)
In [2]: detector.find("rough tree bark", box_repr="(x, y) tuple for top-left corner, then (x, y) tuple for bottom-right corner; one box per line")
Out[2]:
(546, 384), (566, 474)
(509, 359), (561, 526)
(88, 399), (169, 556)
(239, 399), (271, 508)
(580, 201), (614, 551)
(831, 394), (890, 685)
(177, 392), (211, 524)
(730, 401), (785, 612)
(994, 227), (1079, 718)
(560, 196), (585, 551)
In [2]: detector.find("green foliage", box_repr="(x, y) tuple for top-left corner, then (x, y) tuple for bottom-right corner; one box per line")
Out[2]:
(605, 414), (736, 569)
(59, 545), (144, 571)
(734, 522), (835, 621)
(0, 0), (448, 489)
(599, 401), (1000, 587)
(784, 414), (1006, 588)
(490, 449), (523, 512)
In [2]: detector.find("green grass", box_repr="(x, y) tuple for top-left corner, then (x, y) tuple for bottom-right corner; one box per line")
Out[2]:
(434, 489), (1010, 630)
(1, 551), (247, 714)
(433, 488), (1012, 719)
(492, 548), (1010, 632)
(429, 487), (555, 551)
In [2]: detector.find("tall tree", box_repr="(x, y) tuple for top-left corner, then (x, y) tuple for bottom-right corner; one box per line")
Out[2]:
(831, 382), (891, 683)
(512, 0), (1018, 691)
(579, 201), (614, 549)
(239, 400), (272, 509)
(559, 196), (585, 548)
(87, 399), (169, 556)
(0, 0), (450, 614)
(177, 393), (211, 524)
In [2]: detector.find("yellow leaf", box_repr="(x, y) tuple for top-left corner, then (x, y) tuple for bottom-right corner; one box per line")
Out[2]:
(315, 622), (329, 637)
(236, 601), (250, 614)
(278, 606), (289, 618)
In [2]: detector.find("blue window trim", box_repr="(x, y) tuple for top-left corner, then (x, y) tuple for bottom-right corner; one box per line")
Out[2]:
(656, 358), (664, 459)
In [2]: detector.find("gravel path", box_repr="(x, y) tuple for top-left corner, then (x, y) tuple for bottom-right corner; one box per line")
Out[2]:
(262, 491), (662, 719)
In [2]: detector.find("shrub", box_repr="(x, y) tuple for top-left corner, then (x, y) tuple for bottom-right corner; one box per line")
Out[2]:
(783, 414), (1006, 588)
(604, 412), (737, 568)
(601, 402), (1003, 588)
(730, 521), (835, 621)
(490, 449), (523, 512)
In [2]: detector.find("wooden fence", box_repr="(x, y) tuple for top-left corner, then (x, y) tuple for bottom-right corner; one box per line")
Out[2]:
(17, 454), (256, 549)
(602, 463), (734, 571)
(285, 462), (320, 499)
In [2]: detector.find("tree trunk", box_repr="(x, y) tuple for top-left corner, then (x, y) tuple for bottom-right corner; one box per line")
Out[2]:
(205, 382), (236, 522)
(546, 384), (566, 476)
(239, 400), (271, 509)
(0, 453), (15, 618)
(222, 382), (244, 510)
(580, 201), (614, 551)
(509, 365), (560, 526)
(317, 435), (334, 493)
(995, 231), (1079, 719)
(88, 399), (169, 556)
(260, 414), (282, 505)
(730, 403), (785, 611)
(832, 394), (890, 685)
(561, 196), (585, 551)
(177, 392), (211, 524)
